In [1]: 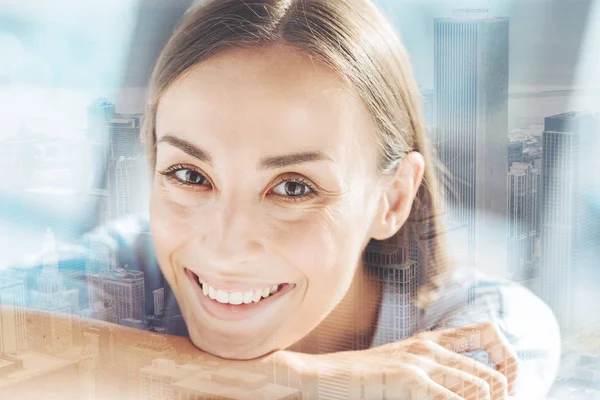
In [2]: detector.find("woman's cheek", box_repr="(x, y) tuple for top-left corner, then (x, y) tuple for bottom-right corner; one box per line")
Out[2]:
(270, 208), (345, 278)
(151, 192), (189, 241)
(150, 186), (210, 278)
(154, 176), (211, 208)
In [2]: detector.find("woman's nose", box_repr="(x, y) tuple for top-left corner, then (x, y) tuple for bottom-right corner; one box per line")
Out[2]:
(200, 197), (266, 267)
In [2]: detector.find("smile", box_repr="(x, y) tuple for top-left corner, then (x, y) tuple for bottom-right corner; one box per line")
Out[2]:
(200, 281), (284, 305)
(184, 268), (296, 321)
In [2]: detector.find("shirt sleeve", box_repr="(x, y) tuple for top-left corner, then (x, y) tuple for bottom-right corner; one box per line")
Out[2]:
(430, 272), (562, 400)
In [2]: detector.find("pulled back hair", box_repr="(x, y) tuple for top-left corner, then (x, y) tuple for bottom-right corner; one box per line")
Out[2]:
(143, 0), (452, 309)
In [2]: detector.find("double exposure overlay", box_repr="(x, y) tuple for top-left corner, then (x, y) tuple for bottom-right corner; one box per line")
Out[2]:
(0, 0), (599, 399)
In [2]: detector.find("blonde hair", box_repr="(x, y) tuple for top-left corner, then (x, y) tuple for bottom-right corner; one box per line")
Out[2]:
(143, 0), (451, 308)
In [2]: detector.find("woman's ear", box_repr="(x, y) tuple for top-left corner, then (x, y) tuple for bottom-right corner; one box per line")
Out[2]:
(368, 151), (425, 241)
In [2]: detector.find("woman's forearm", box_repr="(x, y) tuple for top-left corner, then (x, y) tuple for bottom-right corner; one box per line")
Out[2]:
(2, 307), (312, 400)
(3, 305), (529, 400)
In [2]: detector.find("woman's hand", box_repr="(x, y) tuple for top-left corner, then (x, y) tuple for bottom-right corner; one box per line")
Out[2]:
(271, 321), (519, 400)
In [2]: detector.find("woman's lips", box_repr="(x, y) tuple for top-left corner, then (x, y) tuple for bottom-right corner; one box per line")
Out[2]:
(185, 268), (296, 322)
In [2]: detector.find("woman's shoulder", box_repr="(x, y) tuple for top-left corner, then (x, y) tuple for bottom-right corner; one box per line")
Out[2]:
(423, 268), (555, 328)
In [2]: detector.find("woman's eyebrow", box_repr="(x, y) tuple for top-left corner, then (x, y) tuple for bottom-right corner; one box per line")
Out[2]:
(157, 134), (334, 170)
(158, 134), (211, 164)
(258, 151), (333, 170)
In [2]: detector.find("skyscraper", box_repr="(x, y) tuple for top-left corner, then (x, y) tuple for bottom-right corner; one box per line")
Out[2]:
(29, 229), (79, 355)
(87, 98), (115, 143)
(0, 277), (27, 354)
(113, 156), (148, 219)
(105, 114), (145, 217)
(153, 288), (165, 317)
(507, 162), (537, 281)
(508, 139), (524, 170)
(87, 98), (115, 191)
(363, 240), (418, 344)
(420, 88), (434, 130)
(434, 10), (510, 279)
(108, 115), (142, 161)
(88, 268), (145, 324)
(540, 111), (599, 334)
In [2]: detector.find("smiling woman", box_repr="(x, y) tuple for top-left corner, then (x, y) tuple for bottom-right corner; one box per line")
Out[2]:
(132, 0), (561, 397)
(1, 0), (562, 399)
(148, 40), (424, 359)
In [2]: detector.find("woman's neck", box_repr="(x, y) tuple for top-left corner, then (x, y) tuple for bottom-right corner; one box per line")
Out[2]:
(287, 262), (383, 354)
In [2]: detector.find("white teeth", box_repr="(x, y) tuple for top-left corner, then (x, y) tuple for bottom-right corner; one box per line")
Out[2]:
(199, 280), (283, 305)
(261, 287), (270, 298)
(216, 289), (229, 304)
(243, 291), (254, 304)
(229, 292), (243, 305)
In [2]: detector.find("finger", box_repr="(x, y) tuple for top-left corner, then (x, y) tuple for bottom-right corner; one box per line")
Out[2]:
(398, 365), (464, 400)
(415, 322), (518, 394)
(411, 381), (466, 400)
(405, 339), (507, 400)
(429, 363), (492, 400)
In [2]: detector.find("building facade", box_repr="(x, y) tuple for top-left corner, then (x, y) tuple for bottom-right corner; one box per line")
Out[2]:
(540, 111), (599, 334)
(434, 11), (510, 279)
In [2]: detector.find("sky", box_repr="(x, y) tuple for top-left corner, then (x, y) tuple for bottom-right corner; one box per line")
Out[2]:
(0, 0), (595, 88)
(0, 0), (598, 140)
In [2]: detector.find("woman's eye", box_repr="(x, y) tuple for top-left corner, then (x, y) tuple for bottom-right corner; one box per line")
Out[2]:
(159, 166), (211, 188)
(159, 166), (317, 202)
(174, 169), (209, 186)
(271, 179), (315, 200)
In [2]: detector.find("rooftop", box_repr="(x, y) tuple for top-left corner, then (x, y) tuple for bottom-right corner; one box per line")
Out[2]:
(0, 352), (79, 388)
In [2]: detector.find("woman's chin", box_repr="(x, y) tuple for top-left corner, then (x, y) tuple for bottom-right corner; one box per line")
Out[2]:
(188, 332), (276, 361)
(202, 345), (273, 361)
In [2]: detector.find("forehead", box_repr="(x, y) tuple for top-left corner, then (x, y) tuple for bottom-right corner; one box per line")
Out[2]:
(156, 45), (376, 164)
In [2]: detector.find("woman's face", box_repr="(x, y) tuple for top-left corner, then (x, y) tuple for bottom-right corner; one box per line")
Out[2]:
(150, 45), (391, 359)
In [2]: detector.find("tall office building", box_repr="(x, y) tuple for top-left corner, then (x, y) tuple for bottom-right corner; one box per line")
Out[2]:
(153, 288), (165, 316)
(83, 230), (115, 276)
(29, 229), (79, 355)
(532, 157), (542, 240)
(88, 188), (110, 227)
(108, 115), (142, 161)
(105, 114), (145, 216)
(0, 277), (28, 354)
(420, 88), (434, 130)
(88, 98), (115, 191)
(540, 112), (599, 334)
(88, 268), (145, 324)
(507, 162), (537, 281)
(508, 139), (524, 170)
(363, 238), (418, 344)
(112, 156), (148, 219)
(89, 300), (118, 325)
(87, 98), (115, 143)
(434, 10), (510, 279)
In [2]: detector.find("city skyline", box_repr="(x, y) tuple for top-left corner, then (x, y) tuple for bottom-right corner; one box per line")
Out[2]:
(1, 4), (599, 399)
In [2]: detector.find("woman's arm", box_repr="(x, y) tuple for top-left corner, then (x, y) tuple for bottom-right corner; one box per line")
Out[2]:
(0, 306), (315, 400)
(2, 302), (525, 400)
